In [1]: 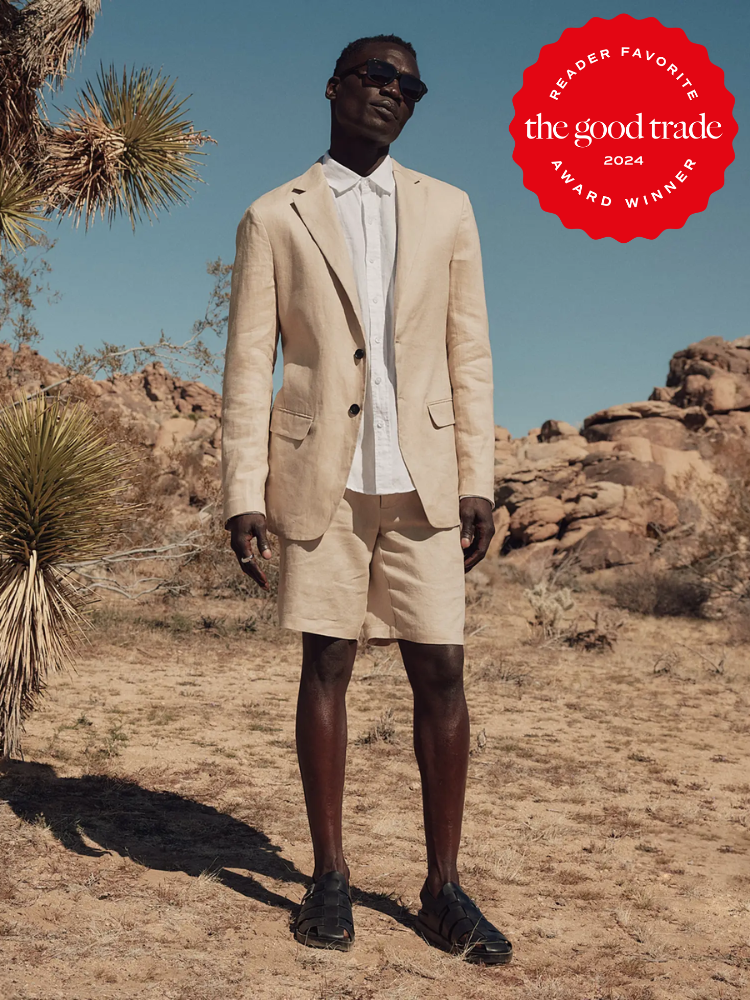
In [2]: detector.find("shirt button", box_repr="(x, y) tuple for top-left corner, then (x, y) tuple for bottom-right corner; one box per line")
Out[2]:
(376, 421), (384, 429)
(354, 348), (365, 360)
(374, 376), (382, 384)
(349, 404), (361, 416)
(374, 337), (381, 344)
(368, 257), (375, 263)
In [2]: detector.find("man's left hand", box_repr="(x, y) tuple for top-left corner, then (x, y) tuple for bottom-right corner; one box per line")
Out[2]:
(459, 497), (495, 572)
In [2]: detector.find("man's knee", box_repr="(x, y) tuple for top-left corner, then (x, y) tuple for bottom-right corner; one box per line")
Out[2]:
(302, 633), (356, 687)
(404, 643), (465, 698)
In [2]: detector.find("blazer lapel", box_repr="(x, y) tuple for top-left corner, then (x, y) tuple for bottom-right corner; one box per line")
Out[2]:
(291, 162), (365, 340)
(392, 158), (427, 337)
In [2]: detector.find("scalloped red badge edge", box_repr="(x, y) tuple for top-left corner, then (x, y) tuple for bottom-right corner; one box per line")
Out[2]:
(509, 14), (738, 241)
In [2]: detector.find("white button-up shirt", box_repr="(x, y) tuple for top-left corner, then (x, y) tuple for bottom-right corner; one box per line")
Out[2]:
(320, 151), (416, 494)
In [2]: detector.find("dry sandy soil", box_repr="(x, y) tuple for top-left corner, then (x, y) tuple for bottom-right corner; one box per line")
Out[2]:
(0, 562), (748, 1000)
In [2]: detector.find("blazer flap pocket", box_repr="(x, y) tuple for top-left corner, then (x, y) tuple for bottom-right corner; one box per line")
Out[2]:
(270, 406), (314, 440)
(427, 398), (456, 428)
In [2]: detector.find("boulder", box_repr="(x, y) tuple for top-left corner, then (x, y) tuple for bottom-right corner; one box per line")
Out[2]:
(649, 445), (716, 490)
(558, 516), (638, 550)
(567, 528), (656, 570)
(582, 456), (666, 490)
(496, 464), (581, 511)
(583, 400), (686, 427)
(680, 373), (738, 413)
(524, 439), (589, 463)
(649, 385), (677, 402)
(540, 419), (581, 440)
(620, 489), (680, 533)
(509, 496), (565, 544)
(612, 437), (654, 462)
(154, 417), (199, 450)
(562, 481), (626, 520)
(177, 381), (223, 418)
(667, 336), (750, 384)
(584, 416), (694, 450)
(713, 411), (750, 436)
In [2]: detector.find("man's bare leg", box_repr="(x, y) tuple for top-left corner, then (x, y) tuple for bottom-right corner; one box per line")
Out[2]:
(296, 632), (357, 883)
(399, 639), (469, 897)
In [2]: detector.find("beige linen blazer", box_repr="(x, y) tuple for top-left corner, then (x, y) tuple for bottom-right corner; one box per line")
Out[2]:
(221, 157), (495, 541)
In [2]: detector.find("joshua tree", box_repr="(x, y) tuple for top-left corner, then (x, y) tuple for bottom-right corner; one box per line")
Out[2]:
(0, 0), (212, 250)
(0, 394), (133, 756)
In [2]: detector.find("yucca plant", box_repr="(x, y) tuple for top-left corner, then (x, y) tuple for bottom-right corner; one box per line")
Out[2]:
(44, 64), (209, 229)
(0, 0), (212, 251)
(0, 394), (133, 756)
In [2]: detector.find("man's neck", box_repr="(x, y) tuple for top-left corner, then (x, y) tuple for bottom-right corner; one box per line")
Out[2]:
(327, 137), (391, 177)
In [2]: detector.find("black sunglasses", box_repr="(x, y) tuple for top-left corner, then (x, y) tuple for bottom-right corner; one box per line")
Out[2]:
(339, 58), (428, 103)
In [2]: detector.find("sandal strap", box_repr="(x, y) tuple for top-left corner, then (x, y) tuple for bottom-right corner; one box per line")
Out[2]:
(296, 871), (354, 941)
(419, 882), (511, 948)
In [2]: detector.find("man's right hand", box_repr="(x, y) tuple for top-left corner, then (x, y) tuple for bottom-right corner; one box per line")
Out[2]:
(228, 512), (273, 590)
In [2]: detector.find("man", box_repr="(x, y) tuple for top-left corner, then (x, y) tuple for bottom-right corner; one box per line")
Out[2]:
(221, 34), (511, 964)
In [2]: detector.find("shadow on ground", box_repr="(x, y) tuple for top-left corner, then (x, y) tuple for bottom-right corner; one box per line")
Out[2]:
(0, 760), (414, 929)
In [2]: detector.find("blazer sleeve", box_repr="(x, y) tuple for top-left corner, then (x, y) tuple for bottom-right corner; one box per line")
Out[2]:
(446, 192), (496, 510)
(221, 205), (279, 528)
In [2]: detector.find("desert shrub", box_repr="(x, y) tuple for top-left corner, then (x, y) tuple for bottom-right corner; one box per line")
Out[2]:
(524, 581), (624, 650)
(599, 566), (712, 618)
(561, 610), (625, 652)
(524, 581), (576, 643)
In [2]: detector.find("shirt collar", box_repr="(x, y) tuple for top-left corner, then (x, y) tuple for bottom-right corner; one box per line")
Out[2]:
(319, 150), (395, 196)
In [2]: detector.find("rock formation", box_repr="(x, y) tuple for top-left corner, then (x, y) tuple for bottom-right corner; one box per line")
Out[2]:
(492, 336), (750, 571)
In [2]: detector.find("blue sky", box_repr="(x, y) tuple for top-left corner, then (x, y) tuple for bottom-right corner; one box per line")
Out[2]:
(27, 0), (749, 437)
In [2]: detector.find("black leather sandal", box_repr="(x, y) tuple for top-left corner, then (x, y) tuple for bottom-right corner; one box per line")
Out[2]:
(294, 871), (354, 951)
(416, 881), (513, 965)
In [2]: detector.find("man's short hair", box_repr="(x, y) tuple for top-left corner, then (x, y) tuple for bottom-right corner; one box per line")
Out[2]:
(333, 34), (418, 77)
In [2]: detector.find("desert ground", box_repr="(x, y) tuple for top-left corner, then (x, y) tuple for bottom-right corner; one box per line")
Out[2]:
(0, 558), (748, 1000)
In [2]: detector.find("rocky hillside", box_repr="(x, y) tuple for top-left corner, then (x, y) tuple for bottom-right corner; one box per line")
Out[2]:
(2, 336), (749, 571)
(490, 335), (750, 571)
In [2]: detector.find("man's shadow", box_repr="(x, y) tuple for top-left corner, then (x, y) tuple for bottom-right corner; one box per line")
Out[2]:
(0, 760), (414, 929)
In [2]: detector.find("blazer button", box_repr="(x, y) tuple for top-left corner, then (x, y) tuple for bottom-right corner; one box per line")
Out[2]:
(348, 403), (361, 416)
(354, 348), (365, 360)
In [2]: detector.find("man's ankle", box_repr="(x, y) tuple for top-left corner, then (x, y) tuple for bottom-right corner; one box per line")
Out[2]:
(424, 866), (459, 898)
(313, 858), (350, 882)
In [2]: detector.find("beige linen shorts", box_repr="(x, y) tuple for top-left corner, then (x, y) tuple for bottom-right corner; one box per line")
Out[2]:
(277, 488), (465, 645)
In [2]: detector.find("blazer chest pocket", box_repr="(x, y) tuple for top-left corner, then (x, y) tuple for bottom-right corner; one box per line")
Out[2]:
(270, 406), (314, 440)
(427, 398), (456, 428)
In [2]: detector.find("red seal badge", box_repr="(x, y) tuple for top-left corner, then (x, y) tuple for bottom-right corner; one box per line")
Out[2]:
(509, 14), (738, 241)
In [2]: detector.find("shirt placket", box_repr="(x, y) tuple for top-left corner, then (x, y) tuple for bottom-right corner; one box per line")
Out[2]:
(362, 180), (389, 494)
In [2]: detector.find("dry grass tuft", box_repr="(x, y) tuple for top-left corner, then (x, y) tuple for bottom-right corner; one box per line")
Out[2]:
(356, 707), (397, 746)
